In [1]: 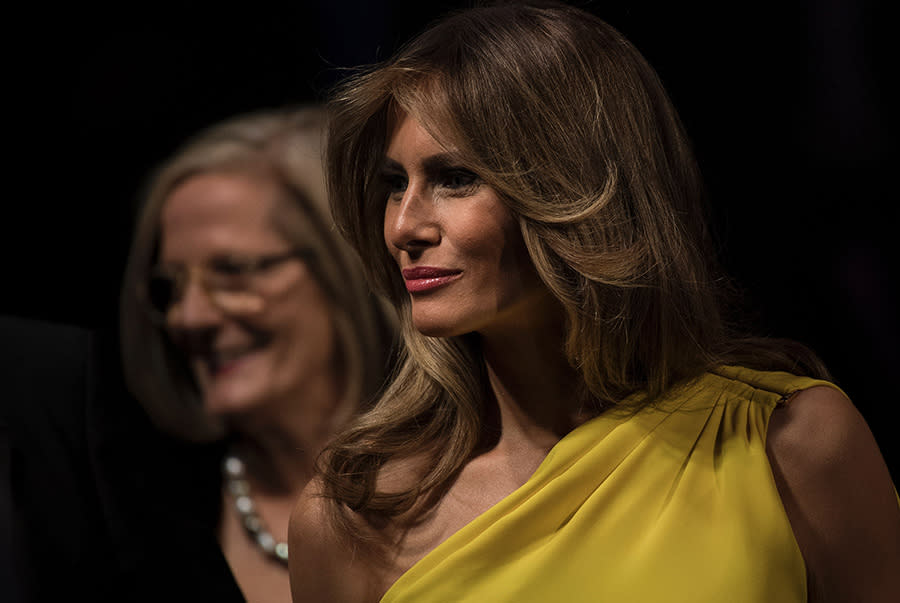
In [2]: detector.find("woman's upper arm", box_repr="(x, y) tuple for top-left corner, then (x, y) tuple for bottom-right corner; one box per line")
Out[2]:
(288, 480), (374, 603)
(767, 385), (900, 602)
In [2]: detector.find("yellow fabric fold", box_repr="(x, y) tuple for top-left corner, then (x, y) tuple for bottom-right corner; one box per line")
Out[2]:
(382, 366), (841, 602)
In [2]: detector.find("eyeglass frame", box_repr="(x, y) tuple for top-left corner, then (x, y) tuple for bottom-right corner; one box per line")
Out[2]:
(138, 248), (315, 324)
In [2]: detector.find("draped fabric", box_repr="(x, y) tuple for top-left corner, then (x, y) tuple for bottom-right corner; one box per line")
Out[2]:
(382, 366), (842, 602)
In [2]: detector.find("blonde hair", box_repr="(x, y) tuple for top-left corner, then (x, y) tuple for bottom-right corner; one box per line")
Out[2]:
(322, 2), (829, 524)
(120, 105), (397, 441)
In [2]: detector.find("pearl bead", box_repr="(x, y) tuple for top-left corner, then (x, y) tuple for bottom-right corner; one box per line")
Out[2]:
(223, 453), (289, 565)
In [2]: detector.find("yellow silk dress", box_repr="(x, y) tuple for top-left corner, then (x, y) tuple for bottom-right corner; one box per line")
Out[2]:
(381, 366), (843, 602)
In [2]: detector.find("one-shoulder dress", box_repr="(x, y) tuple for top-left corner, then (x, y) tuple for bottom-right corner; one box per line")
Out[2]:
(382, 366), (871, 602)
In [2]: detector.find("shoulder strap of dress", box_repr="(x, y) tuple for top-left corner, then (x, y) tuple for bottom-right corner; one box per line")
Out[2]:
(712, 365), (847, 405)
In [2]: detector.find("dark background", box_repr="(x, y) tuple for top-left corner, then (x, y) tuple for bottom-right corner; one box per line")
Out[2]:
(5, 0), (896, 473)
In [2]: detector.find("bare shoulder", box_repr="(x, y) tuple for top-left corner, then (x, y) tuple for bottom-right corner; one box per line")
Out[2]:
(288, 477), (380, 603)
(767, 385), (900, 602)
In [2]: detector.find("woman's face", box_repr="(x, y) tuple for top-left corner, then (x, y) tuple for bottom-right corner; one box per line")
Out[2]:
(382, 112), (550, 338)
(158, 170), (339, 419)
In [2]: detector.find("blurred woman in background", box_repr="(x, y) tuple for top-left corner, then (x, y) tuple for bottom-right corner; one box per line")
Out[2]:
(119, 105), (397, 602)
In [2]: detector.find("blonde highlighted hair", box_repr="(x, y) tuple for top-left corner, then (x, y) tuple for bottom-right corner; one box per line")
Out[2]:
(322, 1), (829, 524)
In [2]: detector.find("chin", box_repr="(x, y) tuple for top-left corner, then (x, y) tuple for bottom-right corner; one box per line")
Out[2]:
(411, 307), (488, 338)
(201, 384), (269, 418)
(412, 321), (477, 339)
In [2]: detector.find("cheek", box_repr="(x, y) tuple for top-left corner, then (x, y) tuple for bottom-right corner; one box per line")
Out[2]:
(383, 206), (402, 262)
(456, 214), (520, 265)
(474, 222), (537, 296)
(269, 287), (336, 359)
(383, 204), (393, 241)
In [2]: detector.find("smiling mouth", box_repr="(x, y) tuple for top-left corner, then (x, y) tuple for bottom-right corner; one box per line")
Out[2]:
(401, 267), (462, 293)
(203, 347), (258, 376)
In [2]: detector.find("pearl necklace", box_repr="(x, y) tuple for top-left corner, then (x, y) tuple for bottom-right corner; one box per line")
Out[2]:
(223, 453), (289, 564)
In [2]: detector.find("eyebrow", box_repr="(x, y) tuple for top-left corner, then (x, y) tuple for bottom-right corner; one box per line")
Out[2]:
(380, 157), (405, 174)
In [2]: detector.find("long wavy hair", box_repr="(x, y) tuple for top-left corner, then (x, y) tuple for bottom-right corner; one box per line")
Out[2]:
(120, 105), (398, 442)
(322, 1), (829, 528)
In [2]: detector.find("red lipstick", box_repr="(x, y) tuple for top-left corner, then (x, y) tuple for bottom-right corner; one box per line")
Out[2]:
(401, 266), (462, 293)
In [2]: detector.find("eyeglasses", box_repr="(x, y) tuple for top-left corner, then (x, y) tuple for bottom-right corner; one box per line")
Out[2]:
(140, 249), (312, 324)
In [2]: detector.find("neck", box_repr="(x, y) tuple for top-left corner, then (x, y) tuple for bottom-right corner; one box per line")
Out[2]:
(479, 299), (582, 452)
(229, 368), (352, 496)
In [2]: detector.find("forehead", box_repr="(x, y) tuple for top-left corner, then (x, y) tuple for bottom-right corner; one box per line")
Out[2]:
(159, 170), (286, 256)
(384, 109), (463, 164)
(386, 112), (437, 155)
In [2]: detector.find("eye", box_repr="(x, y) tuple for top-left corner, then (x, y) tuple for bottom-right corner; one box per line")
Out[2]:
(380, 171), (408, 199)
(209, 257), (254, 276)
(443, 170), (477, 188)
(438, 169), (481, 194)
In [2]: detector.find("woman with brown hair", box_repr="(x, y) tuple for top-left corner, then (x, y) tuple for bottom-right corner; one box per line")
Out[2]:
(289, 3), (899, 601)
(119, 105), (397, 602)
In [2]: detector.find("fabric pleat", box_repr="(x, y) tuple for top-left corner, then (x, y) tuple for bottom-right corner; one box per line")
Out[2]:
(382, 366), (846, 602)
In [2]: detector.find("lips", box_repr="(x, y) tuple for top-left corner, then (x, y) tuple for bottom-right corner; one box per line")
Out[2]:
(201, 344), (262, 376)
(401, 266), (462, 293)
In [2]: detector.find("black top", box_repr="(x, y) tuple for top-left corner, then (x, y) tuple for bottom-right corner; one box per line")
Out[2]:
(1, 315), (245, 603)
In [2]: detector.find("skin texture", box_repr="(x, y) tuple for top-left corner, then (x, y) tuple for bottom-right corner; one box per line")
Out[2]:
(381, 113), (548, 339)
(767, 386), (900, 602)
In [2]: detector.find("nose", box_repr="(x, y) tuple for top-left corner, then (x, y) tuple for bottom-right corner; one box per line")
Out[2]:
(384, 183), (440, 257)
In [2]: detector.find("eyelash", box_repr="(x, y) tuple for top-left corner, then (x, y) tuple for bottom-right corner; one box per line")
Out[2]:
(441, 170), (479, 191)
(382, 169), (481, 200)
